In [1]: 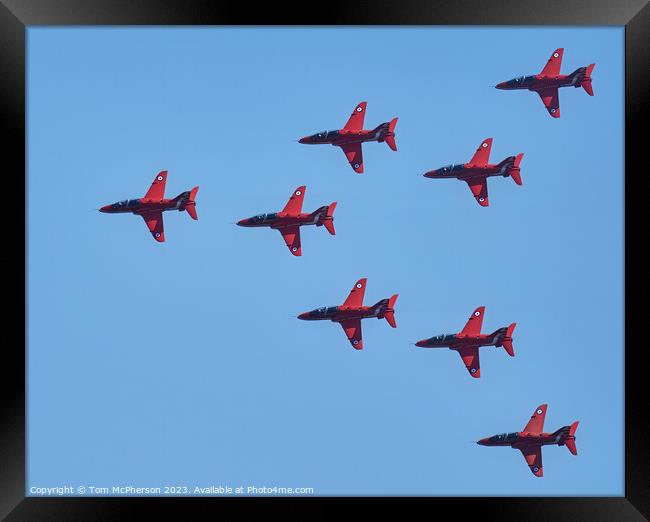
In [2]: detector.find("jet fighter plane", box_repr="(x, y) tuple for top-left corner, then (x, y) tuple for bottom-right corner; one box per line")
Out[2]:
(496, 48), (595, 118)
(423, 138), (523, 207)
(298, 278), (398, 350)
(237, 186), (336, 256)
(298, 101), (398, 173)
(477, 404), (579, 477)
(99, 170), (198, 242)
(415, 306), (515, 378)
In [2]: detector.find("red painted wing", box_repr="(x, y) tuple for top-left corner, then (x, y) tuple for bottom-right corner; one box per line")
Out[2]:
(539, 48), (564, 77)
(340, 142), (364, 173)
(277, 225), (301, 256)
(342, 278), (367, 308)
(343, 101), (367, 131)
(281, 186), (306, 215)
(523, 404), (548, 433)
(144, 170), (167, 200)
(460, 306), (486, 336)
(457, 346), (480, 378)
(536, 88), (560, 118)
(140, 211), (165, 242)
(519, 445), (544, 477)
(339, 319), (363, 350)
(469, 138), (492, 167)
(465, 178), (489, 206)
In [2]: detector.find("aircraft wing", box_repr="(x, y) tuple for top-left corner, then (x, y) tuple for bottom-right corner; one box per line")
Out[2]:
(457, 346), (481, 378)
(343, 101), (367, 131)
(339, 142), (364, 173)
(519, 445), (544, 477)
(465, 178), (489, 206)
(281, 186), (306, 215)
(539, 48), (564, 77)
(536, 88), (560, 118)
(339, 318), (363, 350)
(277, 225), (302, 256)
(523, 404), (548, 433)
(460, 306), (486, 336)
(144, 170), (168, 200)
(469, 138), (492, 167)
(342, 278), (367, 308)
(139, 211), (165, 242)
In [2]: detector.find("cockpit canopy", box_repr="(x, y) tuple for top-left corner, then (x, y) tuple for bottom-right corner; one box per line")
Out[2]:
(310, 130), (339, 142)
(249, 212), (278, 224)
(111, 199), (140, 209)
(432, 333), (456, 341)
(438, 164), (459, 174)
(311, 306), (339, 316)
(506, 75), (536, 86)
(490, 432), (519, 442)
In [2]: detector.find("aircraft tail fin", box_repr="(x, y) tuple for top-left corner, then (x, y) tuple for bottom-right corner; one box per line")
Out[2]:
(502, 322), (516, 357)
(313, 202), (336, 235)
(582, 63), (595, 96)
(384, 294), (398, 328)
(186, 186), (199, 220)
(323, 202), (336, 235)
(510, 153), (524, 185)
(174, 186), (199, 220)
(566, 421), (579, 455)
(385, 118), (398, 151)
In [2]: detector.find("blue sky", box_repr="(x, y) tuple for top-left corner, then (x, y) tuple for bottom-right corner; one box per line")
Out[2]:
(27, 27), (623, 496)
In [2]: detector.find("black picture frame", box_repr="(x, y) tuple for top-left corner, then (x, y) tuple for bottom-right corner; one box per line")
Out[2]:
(2, 1), (647, 519)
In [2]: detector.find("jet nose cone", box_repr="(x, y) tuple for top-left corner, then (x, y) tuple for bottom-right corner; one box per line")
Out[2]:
(298, 136), (311, 144)
(236, 219), (248, 227)
(415, 340), (426, 347)
(477, 438), (489, 446)
(423, 170), (436, 178)
(495, 81), (507, 89)
(297, 312), (309, 320)
(99, 205), (111, 213)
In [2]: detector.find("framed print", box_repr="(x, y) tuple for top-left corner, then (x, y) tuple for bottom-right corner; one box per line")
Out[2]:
(1, 0), (647, 519)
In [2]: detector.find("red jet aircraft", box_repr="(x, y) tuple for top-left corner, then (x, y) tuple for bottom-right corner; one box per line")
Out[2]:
(298, 278), (398, 350)
(415, 306), (515, 378)
(100, 170), (198, 242)
(477, 404), (579, 477)
(298, 102), (398, 173)
(237, 186), (336, 256)
(423, 138), (523, 207)
(496, 48), (595, 118)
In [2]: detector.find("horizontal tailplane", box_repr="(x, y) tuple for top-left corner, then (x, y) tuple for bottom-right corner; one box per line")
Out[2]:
(582, 64), (595, 96)
(502, 323), (516, 356)
(566, 421), (579, 455)
(384, 118), (398, 151)
(384, 294), (398, 328)
(185, 186), (199, 220)
(510, 154), (524, 186)
(323, 202), (336, 235)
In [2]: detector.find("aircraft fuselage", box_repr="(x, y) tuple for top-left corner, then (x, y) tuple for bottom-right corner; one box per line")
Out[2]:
(299, 127), (392, 147)
(298, 304), (385, 323)
(496, 73), (583, 92)
(237, 211), (324, 229)
(416, 328), (508, 349)
(478, 430), (575, 449)
(100, 197), (184, 215)
(424, 157), (519, 180)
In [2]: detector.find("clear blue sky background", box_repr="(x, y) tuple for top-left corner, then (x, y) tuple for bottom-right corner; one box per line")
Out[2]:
(27, 27), (623, 496)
